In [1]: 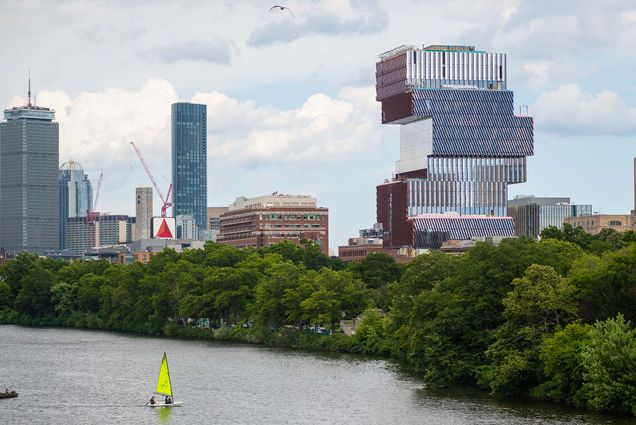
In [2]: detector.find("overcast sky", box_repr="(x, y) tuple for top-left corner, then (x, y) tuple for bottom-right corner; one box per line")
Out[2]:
(2, 0), (635, 252)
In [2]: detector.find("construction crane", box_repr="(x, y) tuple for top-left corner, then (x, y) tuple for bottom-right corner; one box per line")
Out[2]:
(86, 172), (103, 250)
(93, 173), (103, 212)
(130, 141), (172, 217)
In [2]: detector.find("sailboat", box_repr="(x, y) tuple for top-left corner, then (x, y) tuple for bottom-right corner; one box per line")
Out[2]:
(147, 352), (183, 407)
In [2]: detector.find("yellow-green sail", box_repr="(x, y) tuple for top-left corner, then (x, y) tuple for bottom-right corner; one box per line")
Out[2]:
(154, 352), (173, 397)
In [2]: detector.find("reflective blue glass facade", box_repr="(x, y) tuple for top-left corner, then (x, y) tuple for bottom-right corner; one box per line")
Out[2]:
(171, 102), (207, 233)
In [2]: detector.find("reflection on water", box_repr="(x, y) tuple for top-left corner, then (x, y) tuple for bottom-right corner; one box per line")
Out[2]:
(0, 325), (631, 425)
(156, 406), (173, 423)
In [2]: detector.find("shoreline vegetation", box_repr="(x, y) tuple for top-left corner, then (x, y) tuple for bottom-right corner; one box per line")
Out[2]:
(0, 225), (635, 416)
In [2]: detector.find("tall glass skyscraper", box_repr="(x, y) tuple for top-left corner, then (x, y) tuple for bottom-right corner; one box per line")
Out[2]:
(1, 98), (59, 253)
(59, 160), (93, 249)
(171, 102), (207, 233)
(375, 44), (534, 248)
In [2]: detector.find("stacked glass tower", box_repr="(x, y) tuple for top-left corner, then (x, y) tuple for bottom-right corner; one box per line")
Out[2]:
(0, 100), (59, 253)
(59, 160), (93, 249)
(171, 102), (207, 233)
(375, 44), (534, 248)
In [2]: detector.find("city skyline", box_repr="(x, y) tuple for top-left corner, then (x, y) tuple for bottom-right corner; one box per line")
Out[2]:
(2, 1), (635, 250)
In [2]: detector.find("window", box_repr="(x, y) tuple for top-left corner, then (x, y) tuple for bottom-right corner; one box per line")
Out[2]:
(608, 220), (622, 226)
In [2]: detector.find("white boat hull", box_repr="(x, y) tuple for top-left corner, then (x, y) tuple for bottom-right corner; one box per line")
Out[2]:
(147, 401), (183, 408)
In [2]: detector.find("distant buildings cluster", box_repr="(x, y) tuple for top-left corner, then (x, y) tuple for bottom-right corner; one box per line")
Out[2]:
(0, 89), (329, 261)
(1, 48), (634, 263)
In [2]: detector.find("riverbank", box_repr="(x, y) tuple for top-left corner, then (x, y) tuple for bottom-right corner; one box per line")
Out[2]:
(1, 239), (635, 417)
(0, 310), (384, 356)
(7, 324), (633, 425)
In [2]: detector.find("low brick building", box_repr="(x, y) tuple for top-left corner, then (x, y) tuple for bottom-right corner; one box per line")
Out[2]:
(217, 194), (329, 255)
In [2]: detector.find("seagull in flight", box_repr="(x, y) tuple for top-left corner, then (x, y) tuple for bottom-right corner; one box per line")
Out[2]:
(268, 5), (295, 18)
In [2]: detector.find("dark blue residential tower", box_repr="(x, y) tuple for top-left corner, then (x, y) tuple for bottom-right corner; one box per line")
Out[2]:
(171, 102), (207, 234)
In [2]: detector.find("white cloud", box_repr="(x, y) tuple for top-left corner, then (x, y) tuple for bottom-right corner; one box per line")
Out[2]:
(150, 39), (233, 64)
(193, 85), (378, 166)
(22, 80), (380, 232)
(532, 84), (636, 136)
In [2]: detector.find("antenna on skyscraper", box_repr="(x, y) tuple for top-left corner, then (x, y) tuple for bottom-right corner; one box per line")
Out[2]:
(27, 68), (32, 107)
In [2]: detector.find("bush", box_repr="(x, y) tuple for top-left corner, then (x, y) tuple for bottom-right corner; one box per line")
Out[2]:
(577, 314), (636, 415)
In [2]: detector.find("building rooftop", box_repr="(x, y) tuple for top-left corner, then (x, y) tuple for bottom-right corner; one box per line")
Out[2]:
(423, 44), (476, 52)
(4, 105), (55, 121)
(229, 193), (318, 211)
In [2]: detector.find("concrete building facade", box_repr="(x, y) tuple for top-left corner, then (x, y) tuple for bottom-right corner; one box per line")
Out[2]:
(0, 96), (59, 253)
(135, 187), (153, 241)
(565, 214), (633, 235)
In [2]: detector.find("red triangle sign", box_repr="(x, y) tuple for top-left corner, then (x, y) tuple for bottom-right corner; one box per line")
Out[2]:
(156, 219), (173, 238)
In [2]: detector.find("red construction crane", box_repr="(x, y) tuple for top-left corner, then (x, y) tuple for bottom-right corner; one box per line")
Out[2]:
(130, 141), (173, 217)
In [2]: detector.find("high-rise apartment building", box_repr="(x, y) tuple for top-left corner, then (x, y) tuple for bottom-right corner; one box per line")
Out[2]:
(135, 187), (153, 241)
(172, 102), (207, 234)
(66, 214), (135, 255)
(217, 194), (329, 254)
(59, 160), (93, 249)
(375, 44), (534, 248)
(176, 214), (198, 239)
(0, 88), (59, 253)
(507, 195), (592, 239)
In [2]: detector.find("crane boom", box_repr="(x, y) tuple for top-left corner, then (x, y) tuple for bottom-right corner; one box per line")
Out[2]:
(130, 141), (173, 217)
(93, 173), (103, 212)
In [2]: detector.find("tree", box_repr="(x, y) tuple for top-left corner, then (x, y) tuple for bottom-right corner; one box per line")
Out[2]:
(569, 245), (636, 323)
(578, 314), (636, 415)
(251, 260), (304, 328)
(14, 264), (55, 317)
(0, 252), (38, 297)
(348, 253), (403, 289)
(480, 265), (579, 395)
(533, 323), (592, 403)
(0, 281), (13, 309)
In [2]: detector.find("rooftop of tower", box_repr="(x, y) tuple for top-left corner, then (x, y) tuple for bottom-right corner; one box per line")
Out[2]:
(3, 74), (55, 121)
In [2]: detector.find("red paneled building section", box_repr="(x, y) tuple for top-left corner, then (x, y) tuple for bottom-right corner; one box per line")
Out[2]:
(376, 181), (413, 249)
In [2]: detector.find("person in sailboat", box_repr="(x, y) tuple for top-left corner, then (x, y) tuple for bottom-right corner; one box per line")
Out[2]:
(149, 396), (155, 405)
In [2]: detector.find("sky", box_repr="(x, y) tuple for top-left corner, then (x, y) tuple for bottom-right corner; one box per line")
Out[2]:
(1, 0), (635, 252)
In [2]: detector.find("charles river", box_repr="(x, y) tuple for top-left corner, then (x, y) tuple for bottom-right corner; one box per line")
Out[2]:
(0, 326), (632, 425)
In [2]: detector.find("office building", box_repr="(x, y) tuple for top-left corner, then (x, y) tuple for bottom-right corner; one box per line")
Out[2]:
(565, 214), (633, 235)
(208, 206), (229, 231)
(65, 214), (135, 255)
(0, 84), (59, 253)
(338, 223), (385, 261)
(176, 214), (198, 239)
(135, 187), (153, 241)
(507, 196), (592, 239)
(217, 194), (329, 254)
(59, 160), (93, 249)
(172, 102), (207, 233)
(374, 44), (534, 248)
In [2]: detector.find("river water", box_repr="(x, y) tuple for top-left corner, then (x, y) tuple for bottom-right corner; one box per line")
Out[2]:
(0, 325), (631, 425)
